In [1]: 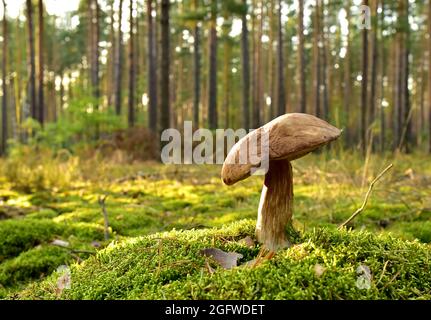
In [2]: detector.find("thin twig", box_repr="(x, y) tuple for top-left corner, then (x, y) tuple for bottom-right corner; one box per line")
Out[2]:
(339, 164), (394, 229)
(98, 194), (110, 240)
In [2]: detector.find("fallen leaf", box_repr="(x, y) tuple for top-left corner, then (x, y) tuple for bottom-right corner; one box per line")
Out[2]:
(238, 236), (255, 248)
(200, 248), (243, 269)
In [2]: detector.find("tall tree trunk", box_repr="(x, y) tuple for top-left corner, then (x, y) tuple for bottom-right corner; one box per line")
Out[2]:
(428, 0), (431, 153)
(256, 1), (263, 125)
(369, 0), (379, 130)
(147, 0), (157, 133)
(26, 0), (37, 122)
(192, 0), (201, 128)
(14, 16), (22, 132)
(418, 48), (426, 147)
(37, 0), (44, 126)
(128, 0), (135, 127)
(208, 0), (218, 129)
(160, 0), (171, 132)
(114, 0), (123, 115)
(343, 0), (352, 147)
(91, 0), (100, 138)
(276, 0), (285, 116)
(402, 1), (411, 152)
(1, 0), (7, 155)
(379, 0), (386, 152)
(241, 0), (250, 130)
(312, 0), (321, 117)
(360, 0), (369, 155)
(298, 0), (306, 113)
(321, 4), (329, 121)
(222, 15), (231, 128)
(394, 0), (408, 151)
(267, 0), (274, 120)
(107, 0), (115, 107)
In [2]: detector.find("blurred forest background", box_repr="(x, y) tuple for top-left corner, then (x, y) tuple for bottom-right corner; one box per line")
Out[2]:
(0, 0), (430, 157)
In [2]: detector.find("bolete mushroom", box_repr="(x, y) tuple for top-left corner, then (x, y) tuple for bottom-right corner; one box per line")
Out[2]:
(221, 113), (341, 251)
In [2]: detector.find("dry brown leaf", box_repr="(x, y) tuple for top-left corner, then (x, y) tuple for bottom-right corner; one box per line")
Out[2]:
(238, 236), (255, 248)
(200, 248), (243, 269)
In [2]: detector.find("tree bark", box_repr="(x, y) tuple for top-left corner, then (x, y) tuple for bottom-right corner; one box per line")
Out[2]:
(1, 0), (7, 155)
(37, 0), (44, 126)
(361, 0), (369, 155)
(128, 0), (135, 127)
(298, 0), (306, 113)
(312, 0), (321, 118)
(147, 0), (157, 133)
(107, 0), (115, 107)
(114, 0), (123, 115)
(208, 0), (218, 130)
(26, 0), (37, 122)
(379, 0), (386, 152)
(160, 0), (171, 132)
(192, 0), (201, 128)
(241, 0), (250, 130)
(276, 0), (285, 116)
(343, 0), (352, 147)
(222, 13), (231, 128)
(369, 0), (379, 130)
(428, 0), (431, 153)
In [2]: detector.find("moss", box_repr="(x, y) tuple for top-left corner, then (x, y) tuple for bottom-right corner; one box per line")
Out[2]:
(0, 246), (71, 287)
(0, 219), (64, 262)
(388, 221), (431, 243)
(18, 220), (431, 300)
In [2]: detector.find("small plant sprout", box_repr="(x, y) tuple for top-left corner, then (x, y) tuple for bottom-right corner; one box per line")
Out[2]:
(221, 113), (341, 253)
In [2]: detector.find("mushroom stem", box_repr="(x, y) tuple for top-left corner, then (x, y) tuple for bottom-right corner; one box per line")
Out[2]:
(256, 160), (294, 251)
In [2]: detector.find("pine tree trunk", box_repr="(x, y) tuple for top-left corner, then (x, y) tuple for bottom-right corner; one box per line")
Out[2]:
(114, 0), (123, 115)
(222, 13), (231, 128)
(192, 0), (201, 128)
(37, 0), (44, 126)
(312, 0), (321, 118)
(128, 0), (135, 127)
(369, 0), (379, 131)
(160, 0), (171, 132)
(428, 0), (431, 153)
(26, 0), (37, 122)
(208, 0), (218, 130)
(402, 1), (411, 153)
(107, 0), (115, 107)
(147, 0), (157, 134)
(298, 0), (306, 113)
(320, 1), (329, 120)
(379, 0), (386, 152)
(361, 0), (369, 155)
(343, 0), (352, 147)
(1, 0), (7, 155)
(276, 0), (285, 116)
(241, 0), (250, 130)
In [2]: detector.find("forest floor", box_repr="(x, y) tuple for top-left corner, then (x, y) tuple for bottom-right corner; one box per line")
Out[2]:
(0, 149), (430, 299)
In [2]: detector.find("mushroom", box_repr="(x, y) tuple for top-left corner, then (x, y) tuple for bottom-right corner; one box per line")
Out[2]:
(221, 113), (341, 252)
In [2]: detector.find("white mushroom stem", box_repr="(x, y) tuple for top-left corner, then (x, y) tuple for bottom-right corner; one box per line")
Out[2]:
(256, 160), (294, 251)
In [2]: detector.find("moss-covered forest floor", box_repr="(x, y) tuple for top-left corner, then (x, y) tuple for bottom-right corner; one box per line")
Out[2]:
(0, 150), (430, 299)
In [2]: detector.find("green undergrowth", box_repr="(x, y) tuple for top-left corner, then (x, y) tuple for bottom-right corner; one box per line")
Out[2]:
(0, 152), (430, 299)
(18, 220), (431, 300)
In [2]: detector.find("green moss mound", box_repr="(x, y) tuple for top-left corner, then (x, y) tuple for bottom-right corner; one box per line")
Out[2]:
(0, 246), (71, 287)
(18, 220), (431, 300)
(0, 219), (64, 262)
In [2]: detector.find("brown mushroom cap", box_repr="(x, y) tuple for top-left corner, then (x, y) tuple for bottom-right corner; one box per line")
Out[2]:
(221, 113), (342, 185)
